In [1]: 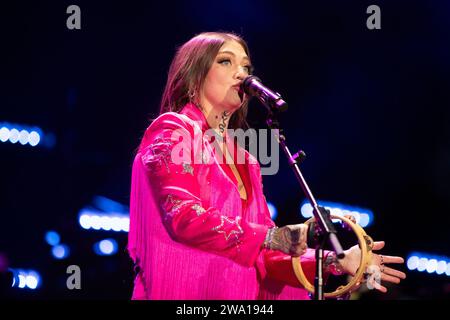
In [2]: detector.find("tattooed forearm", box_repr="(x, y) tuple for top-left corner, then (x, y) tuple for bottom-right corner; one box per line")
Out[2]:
(324, 252), (345, 275)
(271, 227), (293, 253)
(264, 224), (308, 256)
(218, 111), (229, 134)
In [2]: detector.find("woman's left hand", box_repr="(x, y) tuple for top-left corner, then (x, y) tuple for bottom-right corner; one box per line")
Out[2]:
(339, 241), (407, 293)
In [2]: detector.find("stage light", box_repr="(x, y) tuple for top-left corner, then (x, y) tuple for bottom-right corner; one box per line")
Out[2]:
(25, 272), (40, 289)
(93, 238), (118, 256)
(0, 122), (50, 148)
(426, 259), (438, 274)
(267, 202), (278, 220)
(79, 213), (91, 229)
(359, 213), (370, 227)
(100, 216), (112, 231)
(110, 217), (122, 232)
(10, 269), (41, 290)
(78, 210), (129, 232)
(78, 196), (130, 232)
(121, 217), (130, 232)
(436, 261), (447, 275)
(45, 231), (60, 246)
(90, 215), (102, 230)
(18, 273), (26, 288)
(18, 130), (29, 145)
(93, 195), (128, 213)
(28, 131), (41, 146)
(52, 244), (70, 259)
(0, 127), (9, 142)
(406, 256), (419, 270)
(417, 258), (427, 272)
(406, 252), (450, 276)
(9, 128), (19, 143)
(300, 200), (374, 227)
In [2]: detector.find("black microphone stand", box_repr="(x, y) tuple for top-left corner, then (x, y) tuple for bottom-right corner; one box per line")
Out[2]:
(263, 104), (345, 300)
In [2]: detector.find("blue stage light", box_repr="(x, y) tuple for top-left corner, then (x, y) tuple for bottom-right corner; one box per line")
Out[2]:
(93, 238), (118, 256)
(79, 209), (129, 232)
(25, 271), (40, 289)
(0, 127), (8, 142)
(28, 131), (41, 146)
(406, 252), (450, 276)
(78, 196), (130, 232)
(51, 244), (70, 260)
(9, 128), (19, 143)
(0, 122), (50, 148)
(300, 200), (374, 227)
(45, 231), (61, 246)
(9, 269), (41, 289)
(93, 196), (128, 213)
(266, 202), (278, 220)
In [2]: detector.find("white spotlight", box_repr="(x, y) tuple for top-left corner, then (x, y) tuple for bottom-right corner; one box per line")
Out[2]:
(93, 238), (118, 256)
(436, 261), (447, 275)
(9, 128), (19, 143)
(407, 256), (419, 271)
(417, 258), (428, 272)
(52, 244), (70, 259)
(25, 274), (39, 289)
(28, 131), (41, 146)
(18, 130), (29, 145)
(0, 127), (9, 142)
(426, 259), (438, 274)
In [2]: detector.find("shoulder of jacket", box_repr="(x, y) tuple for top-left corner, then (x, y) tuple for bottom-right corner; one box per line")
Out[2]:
(147, 112), (201, 133)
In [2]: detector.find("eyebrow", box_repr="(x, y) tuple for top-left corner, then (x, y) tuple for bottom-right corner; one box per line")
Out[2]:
(218, 50), (251, 63)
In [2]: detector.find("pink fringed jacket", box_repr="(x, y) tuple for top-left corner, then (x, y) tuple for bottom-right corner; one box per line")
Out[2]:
(128, 103), (330, 300)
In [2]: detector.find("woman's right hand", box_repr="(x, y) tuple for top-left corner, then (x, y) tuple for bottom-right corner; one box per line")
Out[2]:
(266, 224), (309, 256)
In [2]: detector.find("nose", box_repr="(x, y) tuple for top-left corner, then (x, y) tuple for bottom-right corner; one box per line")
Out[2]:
(235, 66), (247, 81)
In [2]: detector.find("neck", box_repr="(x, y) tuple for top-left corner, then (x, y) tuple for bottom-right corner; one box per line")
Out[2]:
(200, 104), (233, 137)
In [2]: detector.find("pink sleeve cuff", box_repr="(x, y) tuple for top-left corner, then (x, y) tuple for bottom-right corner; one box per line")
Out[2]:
(234, 222), (269, 267)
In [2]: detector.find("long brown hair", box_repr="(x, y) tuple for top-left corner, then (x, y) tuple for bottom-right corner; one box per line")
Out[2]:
(159, 32), (252, 130)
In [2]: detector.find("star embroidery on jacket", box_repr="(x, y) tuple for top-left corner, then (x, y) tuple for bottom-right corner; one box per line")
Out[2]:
(163, 195), (184, 217)
(141, 136), (173, 173)
(182, 162), (194, 175)
(212, 216), (243, 241)
(191, 204), (206, 216)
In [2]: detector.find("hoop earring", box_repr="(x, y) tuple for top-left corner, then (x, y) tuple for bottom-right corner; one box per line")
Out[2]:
(188, 89), (196, 105)
(189, 90), (203, 110)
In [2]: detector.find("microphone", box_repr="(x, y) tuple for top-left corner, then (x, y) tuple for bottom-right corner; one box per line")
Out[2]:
(241, 75), (288, 112)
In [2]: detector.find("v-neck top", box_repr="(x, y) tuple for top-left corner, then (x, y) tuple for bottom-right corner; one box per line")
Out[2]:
(218, 139), (253, 210)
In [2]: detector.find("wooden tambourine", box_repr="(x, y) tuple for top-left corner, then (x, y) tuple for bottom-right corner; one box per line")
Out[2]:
(291, 215), (374, 299)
